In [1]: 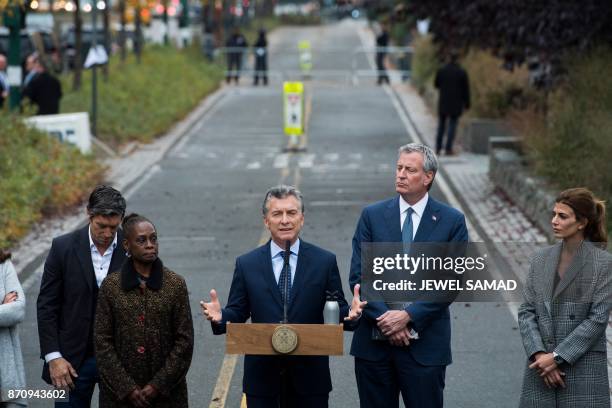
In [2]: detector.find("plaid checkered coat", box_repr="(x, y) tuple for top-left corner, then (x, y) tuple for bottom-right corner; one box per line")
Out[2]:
(518, 241), (611, 408)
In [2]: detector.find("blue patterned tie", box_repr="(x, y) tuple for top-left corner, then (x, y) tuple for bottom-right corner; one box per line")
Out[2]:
(278, 251), (292, 303)
(402, 207), (414, 249)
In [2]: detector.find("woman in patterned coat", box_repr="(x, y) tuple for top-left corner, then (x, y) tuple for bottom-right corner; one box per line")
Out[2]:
(518, 188), (611, 407)
(95, 214), (194, 408)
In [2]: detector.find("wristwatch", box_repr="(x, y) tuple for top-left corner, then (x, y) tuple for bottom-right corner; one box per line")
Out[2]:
(552, 351), (565, 365)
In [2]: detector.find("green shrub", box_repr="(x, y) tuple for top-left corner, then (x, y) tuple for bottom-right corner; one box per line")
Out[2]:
(462, 49), (535, 119)
(0, 113), (103, 247)
(517, 46), (612, 234)
(410, 34), (439, 94)
(60, 45), (224, 148)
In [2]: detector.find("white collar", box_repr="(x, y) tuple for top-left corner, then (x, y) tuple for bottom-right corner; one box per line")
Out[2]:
(399, 192), (429, 218)
(88, 225), (118, 254)
(270, 238), (301, 258)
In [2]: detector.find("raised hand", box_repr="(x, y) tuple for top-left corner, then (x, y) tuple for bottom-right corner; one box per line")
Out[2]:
(345, 284), (367, 321)
(200, 289), (222, 323)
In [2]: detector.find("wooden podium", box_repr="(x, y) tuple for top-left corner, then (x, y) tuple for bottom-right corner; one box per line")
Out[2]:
(226, 323), (343, 356)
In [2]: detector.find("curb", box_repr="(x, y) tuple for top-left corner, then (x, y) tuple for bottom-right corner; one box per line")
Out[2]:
(16, 86), (228, 284)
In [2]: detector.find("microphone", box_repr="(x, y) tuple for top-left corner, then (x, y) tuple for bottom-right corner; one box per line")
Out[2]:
(282, 240), (291, 324)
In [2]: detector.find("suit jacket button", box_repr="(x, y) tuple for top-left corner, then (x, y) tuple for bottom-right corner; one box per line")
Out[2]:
(137, 346), (145, 354)
(569, 314), (575, 320)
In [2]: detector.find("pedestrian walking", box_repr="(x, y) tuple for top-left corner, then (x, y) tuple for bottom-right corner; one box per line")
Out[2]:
(225, 27), (248, 84)
(0, 249), (27, 408)
(518, 187), (611, 408)
(253, 29), (268, 86)
(376, 24), (390, 85)
(37, 185), (127, 407)
(434, 52), (470, 155)
(22, 53), (62, 115)
(95, 213), (194, 407)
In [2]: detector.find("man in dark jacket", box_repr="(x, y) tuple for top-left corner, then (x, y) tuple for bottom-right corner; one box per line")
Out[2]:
(225, 27), (248, 84)
(376, 25), (390, 85)
(23, 53), (62, 115)
(253, 29), (268, 86)
(434, 52), (470, 155)
(37, 185), (127, 407)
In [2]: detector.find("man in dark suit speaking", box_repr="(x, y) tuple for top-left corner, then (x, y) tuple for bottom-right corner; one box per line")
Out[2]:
(37, 185), (127, 407)
(350, 143), (468, 408)
(201, 185), (365, 408)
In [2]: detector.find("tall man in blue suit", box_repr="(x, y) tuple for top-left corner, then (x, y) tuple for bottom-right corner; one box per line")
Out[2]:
(202, 185), (366, 408)
(350, 143), (468, 408)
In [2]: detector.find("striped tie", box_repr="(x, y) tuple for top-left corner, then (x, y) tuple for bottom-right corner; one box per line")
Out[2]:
(278, 251), (292, 303)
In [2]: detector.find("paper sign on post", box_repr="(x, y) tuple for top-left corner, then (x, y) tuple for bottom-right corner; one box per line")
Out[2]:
(283, 82), (304, 136)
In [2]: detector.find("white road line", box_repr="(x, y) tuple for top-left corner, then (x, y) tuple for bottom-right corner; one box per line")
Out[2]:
(298, 154), (316, 168)
(273, 154), (290, 168)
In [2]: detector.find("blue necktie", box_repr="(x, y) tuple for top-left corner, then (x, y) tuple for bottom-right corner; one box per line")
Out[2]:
(402, 207), (414, 248)
(278, 251), (292, 303)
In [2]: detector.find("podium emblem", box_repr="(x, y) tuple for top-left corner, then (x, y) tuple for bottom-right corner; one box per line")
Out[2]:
(271, 325), (299, 354)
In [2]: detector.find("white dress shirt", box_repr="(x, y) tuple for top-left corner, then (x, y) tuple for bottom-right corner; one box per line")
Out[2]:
(44, 227), (118, 363)
(270, 239), (300, 285)
(399, 192), (429, 239)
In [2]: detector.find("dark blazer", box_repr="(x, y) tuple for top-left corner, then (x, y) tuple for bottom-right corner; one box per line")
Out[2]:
(434, 62), (470, 117)
(23, 71), (62, 115)
(349, 196), (468, 365)
(518, 241), (612, 407)
(37, 225), (126, 384)
(212, 240), (349, 397)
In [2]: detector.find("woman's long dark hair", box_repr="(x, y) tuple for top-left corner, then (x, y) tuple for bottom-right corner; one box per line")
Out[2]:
(0, 249), (11, 264)
(556, 188), (608, 248)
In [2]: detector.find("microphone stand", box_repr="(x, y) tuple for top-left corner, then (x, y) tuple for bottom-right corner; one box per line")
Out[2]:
(280, 240), (291, 407)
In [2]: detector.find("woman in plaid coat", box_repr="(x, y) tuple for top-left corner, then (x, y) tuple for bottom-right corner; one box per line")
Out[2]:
(518, 188), (611, 407)
(95, 214), (194, 407)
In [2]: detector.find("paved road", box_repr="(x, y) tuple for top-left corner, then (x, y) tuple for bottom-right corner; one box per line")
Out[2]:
(19, 20), (525, 408)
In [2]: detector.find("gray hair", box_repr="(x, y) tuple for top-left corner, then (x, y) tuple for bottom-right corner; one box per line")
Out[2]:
(398, 143), (438, 174)
(262, 185), (304, 216)
(398, 143), (438, 190)
(87, 185), (126, 218)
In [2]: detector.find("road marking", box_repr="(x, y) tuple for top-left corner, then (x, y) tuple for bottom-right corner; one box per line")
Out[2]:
(274, 154), (290, 168)
(159, 236), (216, 242)
(310, 200), (368, 207)
(298, 154), (315, 168)
(246, 162), (261, 170)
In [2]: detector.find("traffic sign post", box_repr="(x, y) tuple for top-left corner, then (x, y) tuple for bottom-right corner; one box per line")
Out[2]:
(298, 40), (312, 76)
(283, 81), (304, 151)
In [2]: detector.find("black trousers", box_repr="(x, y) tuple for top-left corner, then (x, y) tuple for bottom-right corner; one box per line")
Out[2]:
(254, 56), (268, 85)
(226, 54), (243, 83)
(355, 352), (445, 408)
(376, 52), (389, 84)
(436, 114), (459, 154)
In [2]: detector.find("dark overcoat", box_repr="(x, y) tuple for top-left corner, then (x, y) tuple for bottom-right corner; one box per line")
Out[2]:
(95, 258), (194, 408)
(434, 62), (470, 117)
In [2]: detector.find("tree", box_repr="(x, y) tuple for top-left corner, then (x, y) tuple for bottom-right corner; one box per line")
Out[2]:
(405, 0), (612, 78)
(72, 0), (83, 90)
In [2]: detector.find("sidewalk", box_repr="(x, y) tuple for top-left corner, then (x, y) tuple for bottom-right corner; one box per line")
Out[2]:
(391, 81), (612, 394)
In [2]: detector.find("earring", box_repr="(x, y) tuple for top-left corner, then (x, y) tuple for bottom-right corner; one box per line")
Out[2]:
(126, 251), (132, 257)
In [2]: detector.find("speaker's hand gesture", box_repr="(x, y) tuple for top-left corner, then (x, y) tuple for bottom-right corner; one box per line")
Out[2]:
(200, 289), (222, 324)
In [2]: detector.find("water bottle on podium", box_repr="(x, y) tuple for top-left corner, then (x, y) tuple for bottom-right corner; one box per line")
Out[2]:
(323, 290), (340, 324)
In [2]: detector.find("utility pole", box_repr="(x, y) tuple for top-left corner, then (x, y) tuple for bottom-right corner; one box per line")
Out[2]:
(3, 1), (24, 111)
